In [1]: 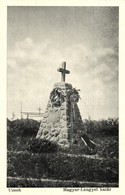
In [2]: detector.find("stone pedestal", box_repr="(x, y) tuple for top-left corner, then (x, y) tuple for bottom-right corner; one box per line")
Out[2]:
(36, 82), (85, 147)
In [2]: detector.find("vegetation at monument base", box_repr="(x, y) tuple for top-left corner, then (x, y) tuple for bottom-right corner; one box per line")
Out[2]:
(7, 118), (118, 157)
(7, 118), (118, 187)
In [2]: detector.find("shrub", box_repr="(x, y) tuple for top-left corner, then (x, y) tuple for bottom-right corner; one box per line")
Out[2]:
(7, 119), (40, 137)
(83, 118), (118, 137)
(26, 138), (58, 153)
(98, 139), (118, 158)
(58, 144), (97, 155)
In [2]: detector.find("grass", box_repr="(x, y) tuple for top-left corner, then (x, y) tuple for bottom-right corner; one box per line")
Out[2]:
(7, 150), (118, 184)
(7, 118), (119, 187)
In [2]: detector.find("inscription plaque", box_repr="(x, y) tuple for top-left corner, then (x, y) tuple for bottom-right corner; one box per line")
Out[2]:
(48, 110), (61, 124)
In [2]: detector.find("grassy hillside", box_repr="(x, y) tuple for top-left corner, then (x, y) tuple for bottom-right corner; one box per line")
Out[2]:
(7, 118), (119, 187)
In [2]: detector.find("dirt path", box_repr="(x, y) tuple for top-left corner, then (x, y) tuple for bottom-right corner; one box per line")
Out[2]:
(7, 150), (104, 160)
(59, 153), (103, 160)
(7, 176), (118, 187)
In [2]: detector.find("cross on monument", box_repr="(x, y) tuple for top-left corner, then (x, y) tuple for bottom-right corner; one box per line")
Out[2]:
(57, 62), (70, 82)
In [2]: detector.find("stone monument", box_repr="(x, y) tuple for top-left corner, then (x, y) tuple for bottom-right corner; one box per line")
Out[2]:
(36, 62), (95, 148)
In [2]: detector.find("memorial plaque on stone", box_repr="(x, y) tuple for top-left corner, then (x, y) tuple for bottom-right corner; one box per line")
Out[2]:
(48, 110), (61, 124)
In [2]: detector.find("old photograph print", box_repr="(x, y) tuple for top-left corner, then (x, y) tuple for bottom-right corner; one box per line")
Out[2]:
(7, 6), (118, 187)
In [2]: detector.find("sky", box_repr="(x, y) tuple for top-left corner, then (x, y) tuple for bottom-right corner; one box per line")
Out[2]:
(7, 6), (118, 120)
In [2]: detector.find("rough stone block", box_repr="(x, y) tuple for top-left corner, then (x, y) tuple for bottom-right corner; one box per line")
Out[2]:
(43, 130), (48, 135)
(36, 82), (85, 147)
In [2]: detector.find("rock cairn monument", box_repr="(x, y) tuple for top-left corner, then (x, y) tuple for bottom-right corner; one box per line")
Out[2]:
(36, 62), (94, 148)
